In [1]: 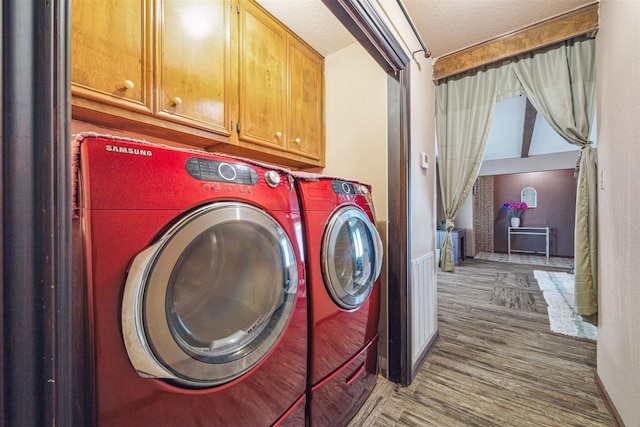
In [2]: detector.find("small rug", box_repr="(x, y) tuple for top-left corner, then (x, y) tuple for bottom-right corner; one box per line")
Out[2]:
(490, 273), (543, 312)
(533, 270), (597, 340)
(491, 287), (540, 311)
(495, 272), (533, 288)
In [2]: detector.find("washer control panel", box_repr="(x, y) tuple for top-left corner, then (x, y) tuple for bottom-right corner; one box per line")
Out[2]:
(186, 157), (259, 185)
(331, 180), (357, 195)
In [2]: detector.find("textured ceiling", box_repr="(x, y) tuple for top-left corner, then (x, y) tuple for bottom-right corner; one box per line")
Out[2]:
(256, 0), (595, 58)
(255, 1), (356, 57)
(402, 0), (594, 58)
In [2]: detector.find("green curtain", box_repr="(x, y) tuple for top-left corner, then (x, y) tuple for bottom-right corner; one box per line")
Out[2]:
(435, 64), (507, 272)
(435, 37), (597, 314)
(511, 37), (597, 315)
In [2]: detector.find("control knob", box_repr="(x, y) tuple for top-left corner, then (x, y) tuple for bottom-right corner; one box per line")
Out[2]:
(265, 171), (281, 188)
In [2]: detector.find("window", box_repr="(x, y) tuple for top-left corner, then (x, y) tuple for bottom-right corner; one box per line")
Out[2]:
(521, 187), (537, 208)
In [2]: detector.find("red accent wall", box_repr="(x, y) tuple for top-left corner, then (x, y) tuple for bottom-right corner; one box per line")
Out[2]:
(493, 169), (576, 257)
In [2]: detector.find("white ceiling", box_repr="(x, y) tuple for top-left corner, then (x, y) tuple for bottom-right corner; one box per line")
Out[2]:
(256, 0), (597, 160)
(483, 96), (596, 162)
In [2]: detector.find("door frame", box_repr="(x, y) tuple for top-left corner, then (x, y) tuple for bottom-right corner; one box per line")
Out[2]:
(1, 0), (75, 424)
(322, 0), (413, 386)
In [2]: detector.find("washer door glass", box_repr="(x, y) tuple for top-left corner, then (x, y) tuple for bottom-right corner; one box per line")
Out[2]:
(322, 206), (382, 310)
(122, 202), (298, 388)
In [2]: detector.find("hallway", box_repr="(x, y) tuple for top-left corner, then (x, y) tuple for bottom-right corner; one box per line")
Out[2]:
(349, 258), (613, 426)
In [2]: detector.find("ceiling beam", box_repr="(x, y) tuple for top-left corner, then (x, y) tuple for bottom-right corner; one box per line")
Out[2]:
(521, 98), (537, 158)
(433, 2), (599, 82)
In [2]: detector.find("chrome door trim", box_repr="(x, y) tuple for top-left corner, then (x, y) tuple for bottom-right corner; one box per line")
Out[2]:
(122, 240), (176, 379)
(122, 202), (298, 387)
(322, 206), (383, 310)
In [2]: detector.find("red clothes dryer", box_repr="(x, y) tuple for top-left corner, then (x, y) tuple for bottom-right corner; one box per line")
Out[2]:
(75, 134), (307, 426)
(295, 176), (383, 426)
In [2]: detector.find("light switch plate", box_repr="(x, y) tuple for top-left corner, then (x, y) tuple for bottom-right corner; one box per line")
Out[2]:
(420, 152), (429, 170)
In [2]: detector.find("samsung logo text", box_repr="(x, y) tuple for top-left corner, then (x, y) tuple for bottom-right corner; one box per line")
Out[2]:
(106, 145), (152, 157)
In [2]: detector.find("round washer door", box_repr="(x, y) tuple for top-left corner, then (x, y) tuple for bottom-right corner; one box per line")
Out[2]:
(122, 202), (298, 388)
(322, 206), (383, 310)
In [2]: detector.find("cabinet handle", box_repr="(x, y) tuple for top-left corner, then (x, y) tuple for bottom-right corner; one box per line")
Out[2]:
(294, 138), (301, 144)
(172, 97), (183, 106)
(275, 131), (282, 138)
(123, 80), (134, 90)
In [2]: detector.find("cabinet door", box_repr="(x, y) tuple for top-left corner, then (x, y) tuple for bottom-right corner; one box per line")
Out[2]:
(288, 39), (323, 161)
(239, 0), (287, 149)
(157, 0), (235, 136)
(71, 0), (151, 113)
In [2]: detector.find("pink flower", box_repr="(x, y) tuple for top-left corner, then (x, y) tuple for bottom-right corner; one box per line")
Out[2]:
(503, 201), (528, 218)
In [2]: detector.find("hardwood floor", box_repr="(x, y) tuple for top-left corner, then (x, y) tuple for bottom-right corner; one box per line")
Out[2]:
(349, 258), (613, 426)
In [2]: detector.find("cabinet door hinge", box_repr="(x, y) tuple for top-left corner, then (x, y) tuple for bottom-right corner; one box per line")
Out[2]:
(236, 122), (240, 133)
(237, 4), (240, 14)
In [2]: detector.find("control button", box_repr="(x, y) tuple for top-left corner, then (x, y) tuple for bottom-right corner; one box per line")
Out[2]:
(265, 170), (281, 188)
(359, 185), (369, 195)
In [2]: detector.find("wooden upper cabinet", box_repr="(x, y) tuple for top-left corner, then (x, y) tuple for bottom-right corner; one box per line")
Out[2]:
(70, 0), (324, 167)
(288, 38), (323, 161)
(156, 0), (235, 136)
(239, 0), (287, 150)
(238, 0), (324, 164)
(71, 0), (151, 113)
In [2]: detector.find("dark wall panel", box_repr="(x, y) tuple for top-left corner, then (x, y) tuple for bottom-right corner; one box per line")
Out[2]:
(493, 169), (576, 257)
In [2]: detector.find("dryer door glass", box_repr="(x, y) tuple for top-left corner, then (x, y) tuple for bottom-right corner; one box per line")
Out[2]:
(322, 206), (382, 310)
(122, 202), (298, 388)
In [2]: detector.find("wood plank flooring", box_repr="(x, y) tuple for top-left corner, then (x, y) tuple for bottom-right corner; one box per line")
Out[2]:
(349, 259), (613, 426)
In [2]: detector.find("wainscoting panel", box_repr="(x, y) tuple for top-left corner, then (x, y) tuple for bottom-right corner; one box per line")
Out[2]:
(411, 252), (437, 365)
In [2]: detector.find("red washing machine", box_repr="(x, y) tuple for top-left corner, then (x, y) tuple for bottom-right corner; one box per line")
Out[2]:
(75, 134), (307, 426)
(295, 175), (383, 427)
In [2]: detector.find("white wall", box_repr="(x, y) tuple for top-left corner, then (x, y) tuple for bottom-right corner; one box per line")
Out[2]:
(323, 41), (390, 370)
(408, 53), (437, 262)
(323, 42), (388, 215)
(409, 70), (436, 260)
(406, 31), (438, 370)
(596, 1), (640, 425)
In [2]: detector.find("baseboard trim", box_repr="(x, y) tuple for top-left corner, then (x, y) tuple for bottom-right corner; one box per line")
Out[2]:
(594, 371), (626, 427)
(409, 330), (439, 384)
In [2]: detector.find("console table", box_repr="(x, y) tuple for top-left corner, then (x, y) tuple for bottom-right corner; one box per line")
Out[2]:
(508, 226), (549, 258)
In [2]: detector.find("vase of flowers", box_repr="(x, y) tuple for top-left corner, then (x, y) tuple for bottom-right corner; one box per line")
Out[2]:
(503, 201), (528, 227)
